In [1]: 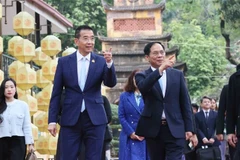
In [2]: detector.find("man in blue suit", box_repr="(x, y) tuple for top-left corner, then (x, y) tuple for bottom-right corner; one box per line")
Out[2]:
(135, 42), (197, 160)
(48, 25), (117, 160)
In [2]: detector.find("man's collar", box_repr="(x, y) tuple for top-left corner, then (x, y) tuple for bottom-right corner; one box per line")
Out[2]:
(76, 51), (91, 61)
(151, 66), (166, 74)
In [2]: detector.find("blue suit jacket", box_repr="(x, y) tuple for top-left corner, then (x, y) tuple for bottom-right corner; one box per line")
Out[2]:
(135, 68), (194, 138)
(118, 92), (149, 160)
(195, 110), (220, 147)
(48, 52), (116, 126)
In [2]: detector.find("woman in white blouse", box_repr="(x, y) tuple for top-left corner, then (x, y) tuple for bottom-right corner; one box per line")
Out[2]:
(0, 78), (34, 160)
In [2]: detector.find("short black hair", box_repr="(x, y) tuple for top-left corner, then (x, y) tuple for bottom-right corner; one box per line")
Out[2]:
(237, 64), (240, 71)
(143, 42), (165, 55)
(75, 25), (94, 39)
(191, 103), (199, 111)
(200, 96), (211, 103)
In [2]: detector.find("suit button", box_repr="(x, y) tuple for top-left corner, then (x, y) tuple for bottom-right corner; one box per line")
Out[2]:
(131, 121), (133, 124)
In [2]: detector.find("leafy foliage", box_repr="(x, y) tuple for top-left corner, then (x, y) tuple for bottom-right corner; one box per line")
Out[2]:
(163, 0), (229, 99)
(45, 0), (107, 51)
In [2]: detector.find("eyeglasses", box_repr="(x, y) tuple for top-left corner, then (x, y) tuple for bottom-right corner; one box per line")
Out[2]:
(79, 37), (95, 43)
(151, 50), (165, 56)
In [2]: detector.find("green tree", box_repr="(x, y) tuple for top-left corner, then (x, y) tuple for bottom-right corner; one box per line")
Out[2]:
(45, 0), (107, 51)
(165, 20), (228, 99)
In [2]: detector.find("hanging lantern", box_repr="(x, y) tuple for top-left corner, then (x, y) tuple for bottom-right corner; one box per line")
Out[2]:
(36, 69), (51, 89)
(0, 37), (3, 54)
(41, 35), (62, 57)
(49, 134), (58, 155)
(0, 3), (2, 19)
(42, 58), (58, 81)
(31, 123), (39, 141)
(35, 91), (48, 111)
(16, 87), (25, 98)
(33, 111), (45, 132)
(35, 132), (50, 154)
(8, 60), (24, 80)
(8, 36), (23, 56)
(32, 47), (51, 66)
(41, 83), (53, 105)
(14, 39), (35, 63)
(16, 64), (36, 90)
(13, 11), (34, 36)
(19, 94), (38, 116)
(0, 69), (4, 85)
(62, 47), (76, 57)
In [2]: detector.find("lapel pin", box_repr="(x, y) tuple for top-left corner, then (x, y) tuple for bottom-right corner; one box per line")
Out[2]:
(92, 59), (95, 63)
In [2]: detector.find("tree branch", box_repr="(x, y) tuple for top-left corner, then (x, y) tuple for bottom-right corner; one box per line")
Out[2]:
(220, 19), (239, 65)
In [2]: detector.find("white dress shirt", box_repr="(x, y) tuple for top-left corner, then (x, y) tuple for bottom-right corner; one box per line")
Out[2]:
(0, 99), (34, 144)
(151, 67), (167, 119)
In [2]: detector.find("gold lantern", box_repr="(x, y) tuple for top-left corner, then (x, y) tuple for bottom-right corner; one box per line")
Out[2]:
(0, 69), (4, 85)
(13, 11), (34, 36)
(62, 47), (76, 57)
(19, 94), (38, 116)
(41, 83), (53, 105)
(36, 69), (51, 89)
(31, 123), (39, 141)
(42, 58), (58, 81)
(0, 36), (3, 54)
(16, 64), (36, 90)
(35, 91), (48, 111)
(49, 134), (58, 155)
(41, 35), (62, 57)
(14, 39), (35, 63)
(8, 36), (23, 56)
(32, 47), (51, 66)
(16, 87), (25, 98)
(35, 132), (50, 154)
(33, 111), (45, 132)
(8, 60), (24, 80)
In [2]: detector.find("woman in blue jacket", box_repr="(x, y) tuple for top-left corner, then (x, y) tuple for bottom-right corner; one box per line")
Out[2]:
(118, 69), (149, 160)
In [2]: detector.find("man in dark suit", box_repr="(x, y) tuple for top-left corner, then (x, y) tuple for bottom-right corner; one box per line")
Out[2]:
(135, 42), (197, 160)
(227, 64), (240, 160)
(195, 96), (220, 148)
(48, 25), (117, 160)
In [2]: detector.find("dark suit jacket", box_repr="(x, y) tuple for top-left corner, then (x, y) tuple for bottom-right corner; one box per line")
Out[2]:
(102, 95), (113, 142)
(195, 110), (220, 147)
(227, 70), (240, 136)
(135, 67), (194, 138)
(48, 52), (116, 126)
(216, 85), (228, 134)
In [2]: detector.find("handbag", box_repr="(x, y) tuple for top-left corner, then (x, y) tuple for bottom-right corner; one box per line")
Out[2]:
(25, 151), (37, 160)
(196, 146), (221, 160)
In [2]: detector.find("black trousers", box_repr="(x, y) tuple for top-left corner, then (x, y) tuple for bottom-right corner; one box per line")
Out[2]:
(146, 123), (185, 160)
(0, 136), (26, 160)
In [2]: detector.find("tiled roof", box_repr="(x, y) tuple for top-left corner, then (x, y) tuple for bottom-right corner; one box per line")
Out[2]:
(101, 0), (165, 11)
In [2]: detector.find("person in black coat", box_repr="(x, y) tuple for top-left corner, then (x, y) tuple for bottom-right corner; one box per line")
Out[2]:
(216, 84), (236, 160)
(227, 64), (240, 160)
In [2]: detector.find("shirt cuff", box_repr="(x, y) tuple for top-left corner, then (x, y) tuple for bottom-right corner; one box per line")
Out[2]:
(106, 60), (113, 68)
(49, 122), (57, 125)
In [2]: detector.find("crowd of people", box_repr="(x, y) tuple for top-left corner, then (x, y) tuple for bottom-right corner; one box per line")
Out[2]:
(0, 24), (239, 160)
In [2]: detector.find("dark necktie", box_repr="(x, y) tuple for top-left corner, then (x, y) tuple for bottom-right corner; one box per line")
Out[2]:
(205, 111), (209, 121)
